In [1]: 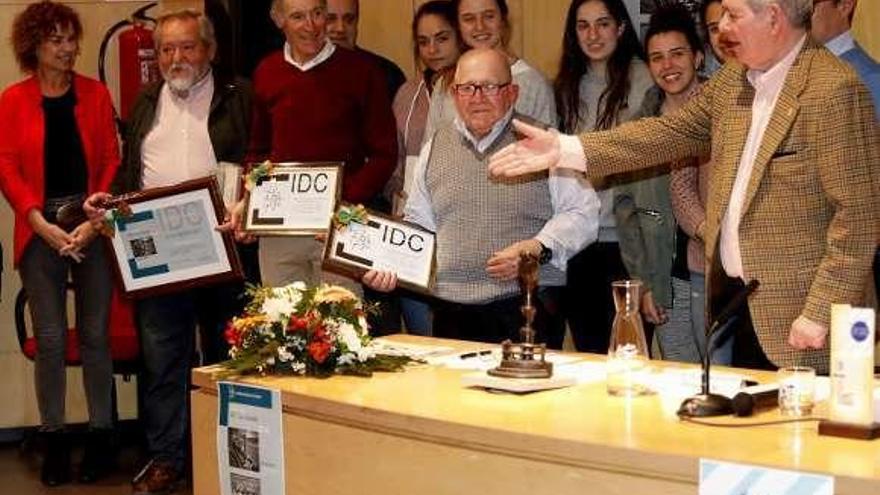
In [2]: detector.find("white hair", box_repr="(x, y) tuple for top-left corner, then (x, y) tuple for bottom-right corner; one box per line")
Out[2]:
(154, 9), (216, 53)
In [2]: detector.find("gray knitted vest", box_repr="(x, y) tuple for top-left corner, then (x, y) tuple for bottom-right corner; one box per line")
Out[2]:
(426, 120), (563, 304)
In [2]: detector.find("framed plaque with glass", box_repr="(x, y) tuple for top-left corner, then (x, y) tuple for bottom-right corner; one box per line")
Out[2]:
(242, 162), (342, 236)
(322, 205), (436, 293)
(102, 177), (243, 298)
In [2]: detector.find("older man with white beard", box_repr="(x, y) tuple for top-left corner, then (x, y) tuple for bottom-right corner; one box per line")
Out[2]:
(84, 9), (252, 494)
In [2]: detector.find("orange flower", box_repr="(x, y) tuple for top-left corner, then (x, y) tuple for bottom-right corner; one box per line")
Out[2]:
(308, 340), (331, 363)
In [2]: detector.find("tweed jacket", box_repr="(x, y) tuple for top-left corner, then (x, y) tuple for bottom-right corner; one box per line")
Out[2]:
(578, 39), (880, 371)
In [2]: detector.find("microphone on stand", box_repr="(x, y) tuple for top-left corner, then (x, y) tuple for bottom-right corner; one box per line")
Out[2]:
(678, 279), (760, 418)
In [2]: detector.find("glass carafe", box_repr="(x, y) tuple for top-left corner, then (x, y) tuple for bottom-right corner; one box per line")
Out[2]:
(606, 280), (651, 396)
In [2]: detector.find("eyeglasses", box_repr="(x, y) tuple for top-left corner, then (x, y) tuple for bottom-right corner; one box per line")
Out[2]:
(452, 82), (511, 97)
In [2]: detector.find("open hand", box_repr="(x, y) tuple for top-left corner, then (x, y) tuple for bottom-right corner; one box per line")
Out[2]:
(488, 119), (561, 178)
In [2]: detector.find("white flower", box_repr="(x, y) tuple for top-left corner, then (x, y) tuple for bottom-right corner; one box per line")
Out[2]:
(357, 346), (376, 362)
(261, 296), (291, 321)
(337, 353), (355, 367)
(291, 361), (306, 374)
(266, 357), (275, 366)
(287, 281), (307, 292)
(336, 322), (362, 352)
(277, 346), (293, 362)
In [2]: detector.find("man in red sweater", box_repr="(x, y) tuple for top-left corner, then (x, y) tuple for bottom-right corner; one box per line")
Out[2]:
(247, 0), (397, 287)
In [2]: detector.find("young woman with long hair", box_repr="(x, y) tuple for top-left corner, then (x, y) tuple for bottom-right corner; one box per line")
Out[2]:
(553, 0), (654, 353)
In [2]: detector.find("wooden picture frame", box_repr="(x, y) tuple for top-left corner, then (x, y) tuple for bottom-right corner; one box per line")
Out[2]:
(242, 162), (343, 236)
(322, 205), (436, 294)
(104, 177), (243, 298)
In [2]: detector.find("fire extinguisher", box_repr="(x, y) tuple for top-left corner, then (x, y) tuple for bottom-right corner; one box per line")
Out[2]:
(99, 3), (159, 128)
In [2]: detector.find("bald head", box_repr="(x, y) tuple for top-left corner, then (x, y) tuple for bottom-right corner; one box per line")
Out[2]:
(452, 48), (518, 138)
(455, 48), (511, 85)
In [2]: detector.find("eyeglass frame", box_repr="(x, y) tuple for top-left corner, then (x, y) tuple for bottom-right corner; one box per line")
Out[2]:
(452, 81), (512, 97)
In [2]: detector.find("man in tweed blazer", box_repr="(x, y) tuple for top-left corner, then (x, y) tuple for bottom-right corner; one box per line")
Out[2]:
(489, 0), (879, 372)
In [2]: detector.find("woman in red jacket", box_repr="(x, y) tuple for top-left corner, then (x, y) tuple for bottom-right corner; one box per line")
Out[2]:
(0, 1), (119, 486)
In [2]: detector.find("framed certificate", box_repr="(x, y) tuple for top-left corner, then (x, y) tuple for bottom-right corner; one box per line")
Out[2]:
(323, 205), (436, 293)
(242, 162), (342, 235)
(104, 177), (243, 298)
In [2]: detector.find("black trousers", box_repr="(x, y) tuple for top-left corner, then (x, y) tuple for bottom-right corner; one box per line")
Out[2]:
(432, 287), (565, 349)
(711, 273), (775, 371)
(564, 242), (629, 353)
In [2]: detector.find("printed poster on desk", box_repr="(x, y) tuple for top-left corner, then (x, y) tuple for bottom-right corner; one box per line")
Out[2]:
(323, 205), (436, 293)
(217, 382), (285, 495)
(243, 162), (342, 235)
(104, 177), (243, 298)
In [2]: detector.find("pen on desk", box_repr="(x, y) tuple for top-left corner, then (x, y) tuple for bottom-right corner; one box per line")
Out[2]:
(460, 350), (493, 359)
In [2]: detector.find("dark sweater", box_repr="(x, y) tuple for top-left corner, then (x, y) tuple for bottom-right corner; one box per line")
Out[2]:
(246, 47), (397, 203)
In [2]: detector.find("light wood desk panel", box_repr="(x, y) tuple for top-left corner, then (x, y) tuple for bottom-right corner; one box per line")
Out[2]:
(191, 335), (880, 494)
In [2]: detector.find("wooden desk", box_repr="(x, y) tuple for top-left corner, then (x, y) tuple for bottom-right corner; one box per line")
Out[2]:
(191, 335), (880, 494)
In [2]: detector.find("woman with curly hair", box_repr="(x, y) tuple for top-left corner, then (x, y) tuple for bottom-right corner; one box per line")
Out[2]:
(0, 0), (119, 486)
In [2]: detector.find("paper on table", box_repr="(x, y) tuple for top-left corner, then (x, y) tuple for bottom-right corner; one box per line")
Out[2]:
(649, 368), (751, 399)
(370, 338), (454, 359)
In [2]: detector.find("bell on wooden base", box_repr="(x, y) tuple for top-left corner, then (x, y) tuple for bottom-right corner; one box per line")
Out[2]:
(488, 340), (553, 378)
(488, 252), (554, 379)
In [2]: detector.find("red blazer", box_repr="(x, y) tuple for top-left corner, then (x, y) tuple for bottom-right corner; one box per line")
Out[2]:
(0, 74), (120, 266)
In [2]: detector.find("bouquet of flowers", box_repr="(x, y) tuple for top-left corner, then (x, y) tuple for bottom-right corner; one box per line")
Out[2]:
(220, 282), (414, 377)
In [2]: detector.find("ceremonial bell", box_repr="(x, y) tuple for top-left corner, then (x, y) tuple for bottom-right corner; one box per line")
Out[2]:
(488, 252), (554, 379)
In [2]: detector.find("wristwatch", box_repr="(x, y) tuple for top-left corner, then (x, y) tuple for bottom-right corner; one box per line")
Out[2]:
(538, 242), (552, 265)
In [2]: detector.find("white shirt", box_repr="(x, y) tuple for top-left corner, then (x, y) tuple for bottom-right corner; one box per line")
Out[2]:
(283, 40), (335, 71)
(720, 35), (806, 278)
(824, 30), (856, 57)
(142, 71), (216, 189)
(406, 113), (600, 271)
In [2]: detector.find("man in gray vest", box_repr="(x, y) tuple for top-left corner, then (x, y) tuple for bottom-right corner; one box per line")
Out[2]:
(364, 48), (599, 348)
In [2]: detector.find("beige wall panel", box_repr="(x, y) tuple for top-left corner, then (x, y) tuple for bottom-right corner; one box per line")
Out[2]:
(160, 0), (203, 12)
(358, 0), (418, 77)
(853, 0), (879, 60)
(522, 0), (568, 81)
(504, 0), (523, 63)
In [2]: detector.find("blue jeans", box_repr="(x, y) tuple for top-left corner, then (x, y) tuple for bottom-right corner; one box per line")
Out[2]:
(400, 296), (431, 336)
(657, 277), (700, 363)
